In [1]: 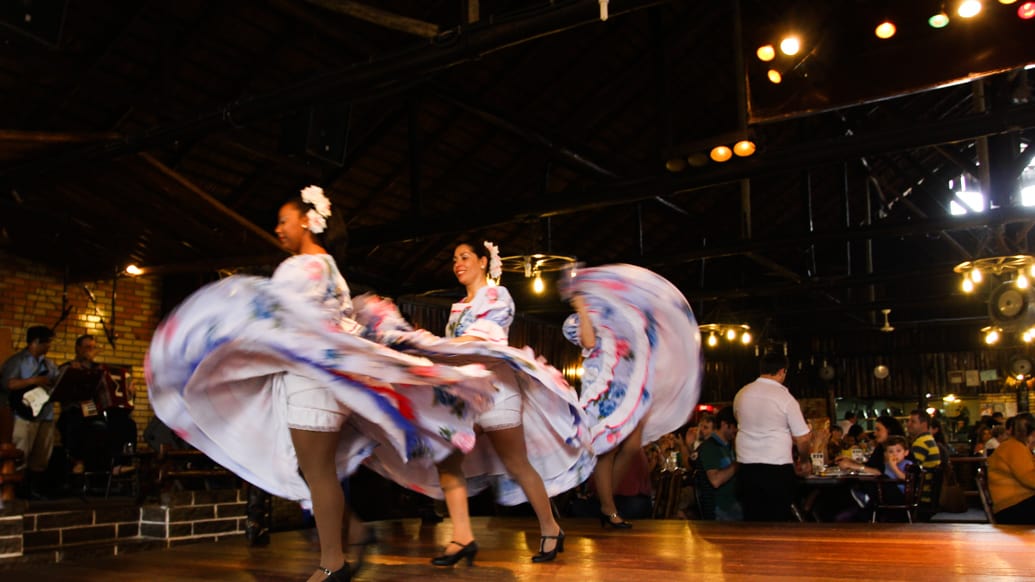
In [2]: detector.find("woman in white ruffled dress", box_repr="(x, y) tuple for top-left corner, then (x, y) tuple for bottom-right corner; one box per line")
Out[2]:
(563, 264), (702, 528)
(355, 240), (594, 565)
(146, 188), (494, 582)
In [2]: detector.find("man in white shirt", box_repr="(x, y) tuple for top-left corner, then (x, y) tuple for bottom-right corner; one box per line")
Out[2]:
(733, 352), (811, 521)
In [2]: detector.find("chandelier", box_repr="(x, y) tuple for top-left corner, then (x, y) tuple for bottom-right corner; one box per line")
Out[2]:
(499, 253), (577, 294)
(954, 254), (1035, 344)
(700, 323), (753, 348)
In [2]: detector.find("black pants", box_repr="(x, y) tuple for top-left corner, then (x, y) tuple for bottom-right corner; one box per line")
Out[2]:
(736, 463), (796, 522)
(994, 494), (1035, 524)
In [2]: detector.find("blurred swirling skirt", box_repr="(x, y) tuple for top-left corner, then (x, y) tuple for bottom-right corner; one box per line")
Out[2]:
(354, 298), (596, 506)
(561, 264), (703, 454)
(145, 275), (495, 506)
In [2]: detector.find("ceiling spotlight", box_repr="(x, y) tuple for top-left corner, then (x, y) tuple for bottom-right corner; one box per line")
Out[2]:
(875, 21), (896, 39)
(928, 10), (950, 27)
(958, 0), (982, 17)
(686, 152), (710, 167)
(665, 158), (686, 172)
(756, 44), (775, 61)
(710, 145), (733, 163)
(707, 333), (718, 347)
(767, 69), (782, 84)
(733, 139), (756, 157)
(779, 36), (801, 56)
(1019, 1), (1035, 18)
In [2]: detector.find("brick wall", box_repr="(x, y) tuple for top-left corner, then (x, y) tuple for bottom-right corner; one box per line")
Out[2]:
(0, 251), (162, 446)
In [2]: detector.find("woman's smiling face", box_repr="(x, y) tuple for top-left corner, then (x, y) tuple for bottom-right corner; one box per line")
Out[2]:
(453, 244), (487, 287)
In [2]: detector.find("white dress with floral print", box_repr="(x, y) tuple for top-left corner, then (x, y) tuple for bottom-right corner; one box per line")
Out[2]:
(354, 285), (595, 505)
(561, 263), (702, 454)
(145, 254), (495, 506)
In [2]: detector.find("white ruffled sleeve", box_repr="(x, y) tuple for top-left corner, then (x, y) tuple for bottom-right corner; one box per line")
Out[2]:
(459, 285), (514, 344)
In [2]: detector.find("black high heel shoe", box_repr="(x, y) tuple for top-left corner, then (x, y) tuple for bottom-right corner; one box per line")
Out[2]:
(531, 530), (565, 563)
(431, 540), (478, 566)
(599, 512), (633, 529)
(317, 562), (351, 581)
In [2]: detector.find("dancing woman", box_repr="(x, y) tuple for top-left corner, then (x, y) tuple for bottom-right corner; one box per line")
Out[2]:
(146, 187), (494, 582)
(356, 240), (593, 564)
(563, 264), (702, 528)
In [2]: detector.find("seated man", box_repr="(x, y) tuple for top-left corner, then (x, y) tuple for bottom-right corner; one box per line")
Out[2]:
(57, 335), (109, 475)
(698, 406), (742, 521)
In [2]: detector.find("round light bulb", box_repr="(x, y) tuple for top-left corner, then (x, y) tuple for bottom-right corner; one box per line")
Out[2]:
(962, 278), (975, 293)
(726, 328), (737, 341)
(779, 36), (800, 56)
(958, 0), (982, 17)
(124, 264), (143, 276)
(1020, 2), (1035, 19)
(767, 69), (782, 84)
(733, 140), (756, 157)
(1018, 273), (1030, 289)
(710, 145), (733, 163)
(532, 273), (544, 294)
(928, 11), (950, 27)
(999, 0), (1017, 4)
(756, 45), (775, 62)
(707, 333), (718, 347)
(970, 268), (983, 283)
(985, 329), (1000, 344)
(665, 158), (686, 172)
(741, 331), (752, 345)
(875, 21), (896, 39)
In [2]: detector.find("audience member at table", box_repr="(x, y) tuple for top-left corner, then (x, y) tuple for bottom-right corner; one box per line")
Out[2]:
(814, 415), (905, 521)
(849, 435), (914, 512)
(987, 412), (1035, 524)
(826, 425), (845, 464)
(837, 411), (859, 440)
(973, 425), (994, 456)
(906, 409), (942, 510)
(698, 406), (741, 521)
(984, 425), (1004, 456)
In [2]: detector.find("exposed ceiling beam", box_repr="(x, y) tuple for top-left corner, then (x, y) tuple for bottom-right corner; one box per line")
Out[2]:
(350, 100), (1035, 246)
(136, 154), (284, 252)
(0, 0), (666, 180)
(302, 0), (440, 38)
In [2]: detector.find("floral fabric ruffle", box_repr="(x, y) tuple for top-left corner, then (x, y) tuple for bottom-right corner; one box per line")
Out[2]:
(561, 264), (702, 453)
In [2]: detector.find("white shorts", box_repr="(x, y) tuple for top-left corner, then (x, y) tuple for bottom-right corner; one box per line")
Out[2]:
(280, 373), (349, 432)
(477, 366), (523, 431)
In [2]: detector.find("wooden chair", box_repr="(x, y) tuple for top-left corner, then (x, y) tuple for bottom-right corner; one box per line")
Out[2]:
(871, 463), (924, 523)
(975, 465), (996, 524)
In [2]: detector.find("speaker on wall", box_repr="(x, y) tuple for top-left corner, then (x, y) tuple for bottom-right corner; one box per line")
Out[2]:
(279, 102), (351, 166)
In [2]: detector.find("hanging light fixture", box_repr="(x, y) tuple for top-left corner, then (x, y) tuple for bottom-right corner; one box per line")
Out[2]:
(499, 253), (577, 295)
(700, 323), (753, 348)
(958, 256), (1035, 343)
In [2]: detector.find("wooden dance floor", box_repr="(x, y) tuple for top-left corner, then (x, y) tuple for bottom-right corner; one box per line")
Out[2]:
(3, 517), (1032, 580)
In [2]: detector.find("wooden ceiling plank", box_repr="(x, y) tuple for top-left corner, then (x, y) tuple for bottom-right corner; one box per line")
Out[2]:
(136, 153), (284, 252)
(301, 0), (439, 39)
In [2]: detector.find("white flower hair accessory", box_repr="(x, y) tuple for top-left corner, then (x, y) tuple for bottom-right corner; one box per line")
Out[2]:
(483, 241), (502, 283)
(300, 185), (331, 234)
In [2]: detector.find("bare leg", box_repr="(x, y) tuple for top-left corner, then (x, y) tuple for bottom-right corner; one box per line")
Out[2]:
(436, 450), (475, 554)
(291, 428), (348, 582)
(486, 426), (561, 552)
(594, 449), (620, 516)
(597, 421), (645, 522)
